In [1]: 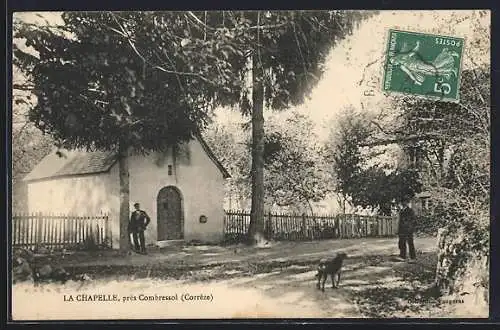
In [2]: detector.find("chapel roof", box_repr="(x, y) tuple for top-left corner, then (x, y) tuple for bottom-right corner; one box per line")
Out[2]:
(23, 135), (230, 182)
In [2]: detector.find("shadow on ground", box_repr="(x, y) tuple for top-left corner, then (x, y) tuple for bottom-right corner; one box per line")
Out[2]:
(346, 252), (443, 317)
(213, 251), (443, 318)
(16, 237), (447, 318)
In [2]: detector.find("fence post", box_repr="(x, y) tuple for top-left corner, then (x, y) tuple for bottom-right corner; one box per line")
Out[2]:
(337, 214), (341, 239)
(223, 211), (227, 235)
(36, 212), (43, 248)
(267, 211), (272, 239)
(393, 215), (398, 236)
(104, 214), (110, 248)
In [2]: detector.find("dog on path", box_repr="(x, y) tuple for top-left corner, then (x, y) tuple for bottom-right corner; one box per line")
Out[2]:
(315, 252), (348, 292)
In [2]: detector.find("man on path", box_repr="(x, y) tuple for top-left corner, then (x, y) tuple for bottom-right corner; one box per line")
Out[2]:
(397, 200), (417, 262)
(129, 202), (151, 254)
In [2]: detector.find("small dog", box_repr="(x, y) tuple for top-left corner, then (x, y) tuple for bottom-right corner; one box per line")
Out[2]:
(315, 252), (348, 292)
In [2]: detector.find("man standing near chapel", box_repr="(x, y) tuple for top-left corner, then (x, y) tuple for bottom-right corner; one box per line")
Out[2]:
(129, 202), (151, 254)
(397, 199), (417, 263)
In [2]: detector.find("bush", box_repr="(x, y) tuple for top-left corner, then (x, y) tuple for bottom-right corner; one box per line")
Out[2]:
(432, 187), (489, 314)
(414, 215), (446, 236)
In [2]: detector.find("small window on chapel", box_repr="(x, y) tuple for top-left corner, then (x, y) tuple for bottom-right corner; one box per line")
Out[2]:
(168, 165), (173, 175)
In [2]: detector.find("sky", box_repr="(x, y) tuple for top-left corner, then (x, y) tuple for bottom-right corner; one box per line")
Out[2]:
(14, 10), (490, 140)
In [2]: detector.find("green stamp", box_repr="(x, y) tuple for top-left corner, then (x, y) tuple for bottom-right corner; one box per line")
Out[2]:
(382, 29), (464, 102)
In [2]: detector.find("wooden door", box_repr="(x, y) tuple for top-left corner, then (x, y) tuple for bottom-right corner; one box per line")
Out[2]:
(157, 186), (183, 240)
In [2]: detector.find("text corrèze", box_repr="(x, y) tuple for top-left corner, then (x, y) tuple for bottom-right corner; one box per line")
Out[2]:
(63, 293), (213, 303)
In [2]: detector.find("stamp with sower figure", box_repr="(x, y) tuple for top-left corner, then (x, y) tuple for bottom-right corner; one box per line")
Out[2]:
(382, 29), (465, 102)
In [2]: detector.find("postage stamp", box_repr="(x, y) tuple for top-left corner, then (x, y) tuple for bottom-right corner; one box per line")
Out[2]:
(382, 29), (465, 102)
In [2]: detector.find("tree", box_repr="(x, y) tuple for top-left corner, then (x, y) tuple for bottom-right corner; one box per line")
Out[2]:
(263, 112), (329, 214)
(197, 10), (370, 243)
(205, 111), (330, 214)
(13, 12), (242, 250)
(14, 10), (370, 247)
(214, 10), (370, 244)
(392, 67), (489, 299)
(203, 120), (252, 209)
(376, 10), (490, 301)
(12, 67), (54, 195)
(327, 108), (422, 215)
(327, 107), (372, 213)
(12, 124), (53, 212)
(347, 166), (418, 215)
(401, 13), (489, 307)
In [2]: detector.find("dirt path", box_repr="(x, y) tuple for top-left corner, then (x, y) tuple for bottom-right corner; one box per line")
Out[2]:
(13, 237), (445, 319)
(55, 236), (437, 271)
(12, 251), (439, 319)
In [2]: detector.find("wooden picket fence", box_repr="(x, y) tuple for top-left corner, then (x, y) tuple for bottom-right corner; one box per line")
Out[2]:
(12, 213), (112, 250)
(223, 210), (397, 243)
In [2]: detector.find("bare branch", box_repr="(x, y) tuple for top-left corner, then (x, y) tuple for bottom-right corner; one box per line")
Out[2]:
(360, 133), (442, 147)
(187, 11), (290, 32)
(456, 102), (489, 134)
(186, 11), (216, 31)
(370, 120), (395, 136)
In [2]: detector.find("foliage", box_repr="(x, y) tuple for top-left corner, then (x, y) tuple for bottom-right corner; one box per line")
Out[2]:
(413, 215), (445, 236)
(389, 167), (423, 203)
(205, 111), (329, 213)
(263, 112), (330, 212)
(12, 125), (53, 184)
(392, 67), (489, 225)
(12, 68), (54, 208)
(390, 68), (490, 183)
(199, 11), (369, 114)
(327, 108), (370, 210)
(327, 108), (422, 215)
(391, 61), (490, 299)
(349, 166), (422, 215)
(13, 12), (238, 152)
(11, 122), (53, 212)
(203, 119), (252, 207)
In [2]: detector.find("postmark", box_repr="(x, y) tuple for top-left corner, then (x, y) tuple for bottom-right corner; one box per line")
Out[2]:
(382, 29), (465, 102)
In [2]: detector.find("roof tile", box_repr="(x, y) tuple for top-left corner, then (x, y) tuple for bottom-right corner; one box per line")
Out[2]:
(24, 135), (230, 182)
(23, 149), (117, 182)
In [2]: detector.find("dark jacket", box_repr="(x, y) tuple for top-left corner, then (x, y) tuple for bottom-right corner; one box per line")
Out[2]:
(398, 206), (416, 235)
(129, 210), (151, 233)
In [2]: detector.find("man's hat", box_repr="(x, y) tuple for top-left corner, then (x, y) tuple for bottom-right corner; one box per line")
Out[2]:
(134, 202), (140, 207)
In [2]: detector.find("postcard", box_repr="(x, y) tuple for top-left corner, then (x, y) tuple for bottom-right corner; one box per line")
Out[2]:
(11, 9), (490, 320)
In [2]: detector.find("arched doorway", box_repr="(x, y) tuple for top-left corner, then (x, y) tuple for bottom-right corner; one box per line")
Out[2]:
(157, 186), (184, 240)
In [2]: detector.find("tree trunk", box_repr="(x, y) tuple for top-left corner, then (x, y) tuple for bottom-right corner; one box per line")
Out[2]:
(118, 141), (131, 251)
(306, 200), (314, 215)
(247, 53), (265, 245)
